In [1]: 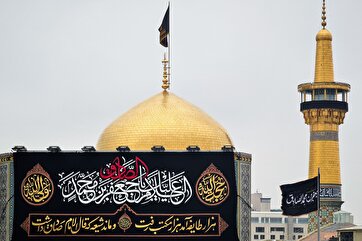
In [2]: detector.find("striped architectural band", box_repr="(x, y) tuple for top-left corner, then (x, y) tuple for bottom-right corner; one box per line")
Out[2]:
(310, 131), (338, 141)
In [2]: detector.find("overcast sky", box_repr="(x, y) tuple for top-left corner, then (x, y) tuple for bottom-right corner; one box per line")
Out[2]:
(0, 0), (361, 224)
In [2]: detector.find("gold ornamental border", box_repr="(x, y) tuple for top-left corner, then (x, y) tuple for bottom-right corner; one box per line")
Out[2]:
(0, 153), (13, 164)
(21, 163), (54, 206)
(196, 163), (230, 206)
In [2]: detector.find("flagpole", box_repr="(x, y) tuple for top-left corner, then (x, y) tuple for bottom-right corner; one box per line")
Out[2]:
(317, 168), (320, 241)
(167, 1), (171, 90)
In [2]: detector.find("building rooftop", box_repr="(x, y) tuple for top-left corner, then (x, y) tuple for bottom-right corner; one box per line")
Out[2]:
(338, 225), (362, 232)
(298, 223), (355, 241)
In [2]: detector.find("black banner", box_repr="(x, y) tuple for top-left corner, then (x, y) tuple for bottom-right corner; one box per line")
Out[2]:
(13, 151), (238, 241)
(280, 176), (318, 216)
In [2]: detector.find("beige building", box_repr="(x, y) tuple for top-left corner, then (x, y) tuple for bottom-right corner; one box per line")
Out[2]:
(338, 226), (362, 241)
(251, 193), (308, 241)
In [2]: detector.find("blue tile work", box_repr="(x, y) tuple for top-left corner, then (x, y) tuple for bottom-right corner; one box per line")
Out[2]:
(0, 163), (8, 241)
(9, 162), (14, 240)
(0, 153), (13, 241)
(240, 160), (251, 241)
(234, 159), (240, 238)
(308, 203), (341, 232)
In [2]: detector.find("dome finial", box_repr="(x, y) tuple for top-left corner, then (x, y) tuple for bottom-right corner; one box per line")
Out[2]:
(321, 0), (327, 29)
(162, 53), (170, 91)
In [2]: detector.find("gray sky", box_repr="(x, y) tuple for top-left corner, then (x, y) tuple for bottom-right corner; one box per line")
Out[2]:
(1, 0), (361, 224)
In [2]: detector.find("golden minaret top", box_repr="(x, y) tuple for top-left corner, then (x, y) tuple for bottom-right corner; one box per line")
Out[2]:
(314, 0), (334, 83)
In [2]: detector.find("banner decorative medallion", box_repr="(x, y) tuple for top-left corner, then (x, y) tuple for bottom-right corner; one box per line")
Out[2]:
(118, 212), (132, 232)
(196, 164), (229, 206)
(21, 164), (53, 206)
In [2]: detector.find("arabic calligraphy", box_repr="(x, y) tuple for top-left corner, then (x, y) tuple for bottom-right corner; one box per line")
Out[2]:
(196, 164), (229, 206)
(21, 204), (229, 237)
(58, 156), (193, 205)
(286, 191), (318, 206)
(28, 215), (116, 235)
(21, 164), (53, 206)
(320, 186), (341, 198)
(135, 215), (219, 235)
(100, 156), (149, 181)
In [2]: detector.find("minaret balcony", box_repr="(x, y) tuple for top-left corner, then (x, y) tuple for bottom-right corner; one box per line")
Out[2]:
(298, 82), (350, 112)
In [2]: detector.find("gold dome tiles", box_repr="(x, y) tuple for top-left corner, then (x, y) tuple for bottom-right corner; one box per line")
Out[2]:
(97, 91), (232, 151)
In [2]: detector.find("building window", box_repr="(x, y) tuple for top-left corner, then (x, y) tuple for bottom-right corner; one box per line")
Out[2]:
(340, 232), (353, 241)
(304, 91), (312, 101)
(298, 235), (303, 239)
(293, 235), (296, 240)
(256, 227), (265, 233)
(314, 89), (324, 100)
(298, 218), (308, 224)
(270, 218), (282, 223)
(261, 217), (269, 223)
(254, 235), (259, 240)
(271, 227), (285, 232)
(260, 235), (265, 240)
(326, 89), (336, 100)
(280, 235), (285, 240)
(294, 227), (304, 233)
(270, 235), (275, 240)
(252, 217), (259, 223)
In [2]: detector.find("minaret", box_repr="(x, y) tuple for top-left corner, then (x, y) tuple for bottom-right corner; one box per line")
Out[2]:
(298, 0), (350, 232)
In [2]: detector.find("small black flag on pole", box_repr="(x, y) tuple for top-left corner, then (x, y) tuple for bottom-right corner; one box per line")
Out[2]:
(280, 176), (318, 216)
(159, 5), (169, 47)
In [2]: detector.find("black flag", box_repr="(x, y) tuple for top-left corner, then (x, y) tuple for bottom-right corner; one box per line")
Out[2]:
(280, 176), (318, 216)
(158, 6), (169, 47)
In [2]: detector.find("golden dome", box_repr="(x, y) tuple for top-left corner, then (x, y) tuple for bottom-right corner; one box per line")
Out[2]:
(97, 91), (233, 151)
